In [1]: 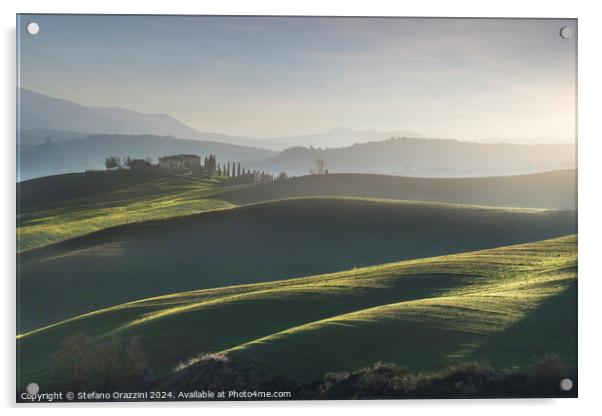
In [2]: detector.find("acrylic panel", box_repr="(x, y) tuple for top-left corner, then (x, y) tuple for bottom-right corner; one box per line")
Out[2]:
(16, 14), (577, 402)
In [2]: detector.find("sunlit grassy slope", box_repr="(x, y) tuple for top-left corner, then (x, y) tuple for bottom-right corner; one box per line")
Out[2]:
(17, 235), (577, 390)
(17, 170), (242, 251)
(18, 197), (576, 332)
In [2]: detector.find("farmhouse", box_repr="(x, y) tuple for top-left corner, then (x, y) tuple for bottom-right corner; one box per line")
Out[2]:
(158, 154), (201, 171)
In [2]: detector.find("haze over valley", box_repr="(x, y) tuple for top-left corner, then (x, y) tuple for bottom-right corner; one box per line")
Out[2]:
(18, 89), (575, 180)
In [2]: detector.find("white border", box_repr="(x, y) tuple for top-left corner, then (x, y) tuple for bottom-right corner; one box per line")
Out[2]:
(2, 1), (601, 415)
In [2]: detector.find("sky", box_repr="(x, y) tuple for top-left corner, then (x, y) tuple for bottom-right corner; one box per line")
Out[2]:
(18, 15), (577, 141)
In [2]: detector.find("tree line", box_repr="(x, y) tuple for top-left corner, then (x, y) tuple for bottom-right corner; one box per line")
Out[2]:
(103, 153), (281, 183)
(205, 155), (277, 182)
(103, 154), (329, 181)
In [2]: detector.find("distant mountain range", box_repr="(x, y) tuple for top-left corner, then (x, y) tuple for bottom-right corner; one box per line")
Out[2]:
(18, 88), (423, 150)
(16, 88), (577, 180)
(19, 88), (205, 140)
(255, 127), (424, 150)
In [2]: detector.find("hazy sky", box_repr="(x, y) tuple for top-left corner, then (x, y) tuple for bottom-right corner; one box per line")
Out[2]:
(18, 15), (576, 140)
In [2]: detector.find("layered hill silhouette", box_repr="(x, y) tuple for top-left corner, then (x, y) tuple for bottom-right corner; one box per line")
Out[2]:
(19, 88), (203, 139)
(18, 88), (423, 150)
(256, 127), (424, 150)
(19, 88), (576, 180)
(251, 137), (576, 177)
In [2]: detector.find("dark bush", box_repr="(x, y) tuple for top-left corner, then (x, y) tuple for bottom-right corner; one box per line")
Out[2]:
(155, 354), (576, 400)
(307, 357), (577, 399)
(155, 353), (299, 399)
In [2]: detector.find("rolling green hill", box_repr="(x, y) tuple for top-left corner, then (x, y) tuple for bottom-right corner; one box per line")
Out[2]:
(18, 170), (187, 212)
(17, 169), (577, 252)
(17, 170), (245, 251)
(218, 170), (577, 210)
(17, 235), (577, 391)
(18, 197), (576, 332)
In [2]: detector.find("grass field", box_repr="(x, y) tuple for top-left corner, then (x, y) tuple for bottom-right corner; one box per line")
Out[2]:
(17, 169), (577, 252)
(218, 169), (577, 210)
(16, 169), (578, 395)
(17, 197), (576, 332)
(17, 235), (577, 391)
(17, 170), (244, 251)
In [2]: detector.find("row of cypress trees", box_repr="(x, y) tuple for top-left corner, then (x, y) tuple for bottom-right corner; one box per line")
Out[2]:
(203, 155), (274, 182)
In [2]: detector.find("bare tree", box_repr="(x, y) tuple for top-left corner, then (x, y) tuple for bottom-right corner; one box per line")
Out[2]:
(310, 159), (327, 175)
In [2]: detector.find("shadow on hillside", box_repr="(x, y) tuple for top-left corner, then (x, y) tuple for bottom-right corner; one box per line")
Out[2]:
(466, 277), (577, 369)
